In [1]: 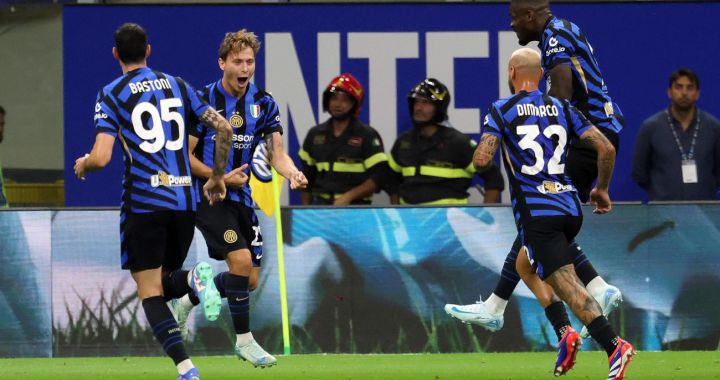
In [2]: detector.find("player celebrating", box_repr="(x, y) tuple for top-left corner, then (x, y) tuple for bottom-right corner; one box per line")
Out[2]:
(447, 0), (623, 339)
(171, 29), (307, 369)
(73, 23), (232, 380)
(475, 48), (634, 379)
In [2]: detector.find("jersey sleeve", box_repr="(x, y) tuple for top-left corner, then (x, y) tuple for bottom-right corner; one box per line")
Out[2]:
(181, 79), (211, 125)
(542, 29), (575, 69)
(259, 96), (284, 138)
(566, 102), (593, 138)
(189, 88), (208, 138)
(94, 90), (122, 137)
(481, 103), (504, 139)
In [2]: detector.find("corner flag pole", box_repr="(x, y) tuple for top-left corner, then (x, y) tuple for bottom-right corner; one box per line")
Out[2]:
(272, 168), (292, 355)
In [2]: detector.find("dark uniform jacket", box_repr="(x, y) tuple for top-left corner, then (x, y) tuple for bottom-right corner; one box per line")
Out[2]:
(299, 119), (391, 204)
(389, 126), (504, 204)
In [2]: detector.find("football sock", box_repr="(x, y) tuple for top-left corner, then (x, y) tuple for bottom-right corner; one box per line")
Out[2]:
(237, 331), (253, 347)
(493, 239), (521, 300)
(213, 272), (227, 298)
(225, 273), (250, 334)
(484, 293), (508, 315)
(142, 296), (189, 365)
(162, 270), (191, 301)
(586, 276), (610, 298)
(176, 359), (194, 375)
(544, 301), (571, 340)
(587, 316), (619, 356)
(570, 242), (600, 286)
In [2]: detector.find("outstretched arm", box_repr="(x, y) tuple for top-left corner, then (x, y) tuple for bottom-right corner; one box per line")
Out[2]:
(473, 134), (500, 172)
(266, 131), (308, 189)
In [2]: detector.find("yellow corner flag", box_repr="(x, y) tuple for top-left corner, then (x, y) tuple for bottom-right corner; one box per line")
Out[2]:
(249, 140), (284, 217)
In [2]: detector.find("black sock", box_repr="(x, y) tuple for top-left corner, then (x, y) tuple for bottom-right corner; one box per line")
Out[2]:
(213, 272), (227, 298)
(570, 242), (599, 286)
(545, 302), (571, 341)
(142, 296), (188, 365)
(162, 270), (191, 301)
(493, 237), (522, 299)
(587, 316), (619, 356)
(224, 273), (250, 334)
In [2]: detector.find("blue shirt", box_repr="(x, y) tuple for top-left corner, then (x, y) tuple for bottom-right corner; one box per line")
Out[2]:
(191, 81), (283, 207)
(631, 108), (720, 201)
(94, 67), (209, 212)
(483, 90), (591, 225)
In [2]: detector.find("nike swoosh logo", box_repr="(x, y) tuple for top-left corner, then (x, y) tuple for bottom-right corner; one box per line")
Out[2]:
(235, 296), (249, 302)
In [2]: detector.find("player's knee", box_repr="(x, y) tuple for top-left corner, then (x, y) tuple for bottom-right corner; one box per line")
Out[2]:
(248, 278), (258, 291)
(226, 249), (252, 273)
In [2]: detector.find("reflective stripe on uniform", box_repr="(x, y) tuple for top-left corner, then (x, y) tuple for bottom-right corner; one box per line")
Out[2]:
(316, 162), (330, 171)
(298, 149), (315, 165)
(419, 165), (473, 179)
(364, 152), (387, 169)
(387, 154), (401, 173)
(334, 162), (365, 173)
(315, 192), (371, 202)
(400, 197), (469, 205)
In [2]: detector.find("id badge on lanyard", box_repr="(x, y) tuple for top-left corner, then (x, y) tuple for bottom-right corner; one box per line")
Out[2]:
(681, 159), (698, 183)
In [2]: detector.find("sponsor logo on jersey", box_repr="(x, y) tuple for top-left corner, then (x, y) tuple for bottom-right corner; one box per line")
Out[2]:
(548, 37), (559, 47)
(249, 105), (261, 118)
(536, 181), (575, 194)
(150, 171), (192, 187)
(229, 113), (244, 128)
(94, 102), (108, 120)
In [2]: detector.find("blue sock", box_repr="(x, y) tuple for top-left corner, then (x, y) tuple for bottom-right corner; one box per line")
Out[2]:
(571, 241), (600, 286)
(213, 272), (227, 298)
(224, 273), (250, 334)
(162, 270), (191, 301)
(142, 296), (188, 365)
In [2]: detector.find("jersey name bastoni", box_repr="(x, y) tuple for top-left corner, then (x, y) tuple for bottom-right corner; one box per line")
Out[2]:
(129, 78), (173, 94)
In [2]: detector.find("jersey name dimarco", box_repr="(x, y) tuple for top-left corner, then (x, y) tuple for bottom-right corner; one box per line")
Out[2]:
(516, 104), (560, 117)
(129, 78), (173, 94)
(150, 171), (192, 187)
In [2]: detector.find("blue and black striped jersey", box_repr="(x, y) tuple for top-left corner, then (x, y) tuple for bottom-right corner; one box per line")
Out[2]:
(94, 67), (209, 213)
(191, 81), (283, 207)
(483, 90), (591, 224)
(540, 16), (623, 133)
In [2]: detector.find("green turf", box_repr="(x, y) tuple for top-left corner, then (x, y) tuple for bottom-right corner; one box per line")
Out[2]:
(1, 352), (718, 379)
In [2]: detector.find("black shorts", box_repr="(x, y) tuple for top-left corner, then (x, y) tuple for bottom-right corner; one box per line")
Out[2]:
(120, 210), (195, 272)
(195, 197), (263, 267)
(566, 128), (620, 203)
(521, 216), (583, 280)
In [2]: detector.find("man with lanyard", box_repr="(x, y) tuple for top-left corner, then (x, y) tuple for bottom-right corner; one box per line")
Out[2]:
(632, 68), (720, 200)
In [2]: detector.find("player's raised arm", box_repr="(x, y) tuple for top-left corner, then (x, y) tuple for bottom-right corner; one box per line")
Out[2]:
(473, 134), (500, 172)
(579, 126), (616, 213)
(199, 107), (232, 203)
(548, 65), (573, 101)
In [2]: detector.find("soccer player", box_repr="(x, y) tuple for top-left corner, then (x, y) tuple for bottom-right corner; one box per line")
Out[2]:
(446, 0), (623, 339)
(171, 29), (307, 368)
(475, 48), (634, 379)
(73, 23), (233, 380)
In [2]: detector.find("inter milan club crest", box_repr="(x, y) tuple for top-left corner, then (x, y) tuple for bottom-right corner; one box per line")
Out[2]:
(249, 105), (261, 118)
(229, 112), (244, 129)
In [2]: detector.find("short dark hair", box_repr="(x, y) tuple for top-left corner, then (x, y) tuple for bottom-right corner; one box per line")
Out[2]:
(115, 23), (148, 64)
(0, 105), (5, 116)
(669, 68), (700, 90)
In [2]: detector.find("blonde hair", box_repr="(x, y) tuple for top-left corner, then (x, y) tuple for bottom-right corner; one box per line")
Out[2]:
(218, 29), (261, 60)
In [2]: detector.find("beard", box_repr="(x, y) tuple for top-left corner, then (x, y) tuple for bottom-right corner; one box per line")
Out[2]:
(330, 110), (353, 121)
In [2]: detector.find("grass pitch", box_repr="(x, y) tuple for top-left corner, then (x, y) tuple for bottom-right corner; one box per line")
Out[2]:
(2, 352), (718, 379)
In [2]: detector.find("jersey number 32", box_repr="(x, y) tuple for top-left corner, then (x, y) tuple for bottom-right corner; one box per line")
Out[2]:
(517, 124), (567, 176)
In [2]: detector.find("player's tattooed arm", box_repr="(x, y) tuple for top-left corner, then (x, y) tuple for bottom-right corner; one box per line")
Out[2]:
(473, 134), (500, 172)
(579, 126), (616, 190)
(200, 107), (232, 177)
